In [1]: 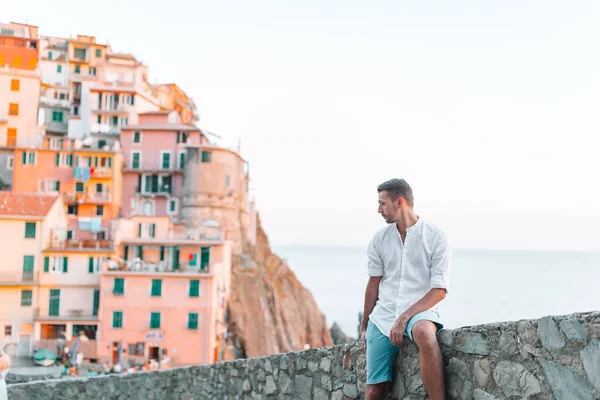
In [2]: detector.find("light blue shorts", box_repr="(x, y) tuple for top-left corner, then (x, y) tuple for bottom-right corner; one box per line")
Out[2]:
(366, 310), (443, 384)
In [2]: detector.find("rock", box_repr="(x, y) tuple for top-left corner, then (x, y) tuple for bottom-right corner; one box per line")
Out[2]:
(560, 319), (587, 341)
(343, 383), (359, 399)
(446, 357), (474, 399)
(537, 316), (566, 350)
(322, 374), (333, 391)
(498, 332), (518, 355)
(265, 375), (277, 395)
(539, 359), (594, 400)
(265, 359), (272, 373)
(391, 375), (406, 400)
(580, 339), (600, 391)
(331, 390), (345, 400)
(295, 375), (313, 400)
(492, 361), (541, 398)
(473, 389), (497, 400)
(517, 320), (539, 346)
(242, 379), (251, 392)
(438, 329), (454, 346)
(473, 359), (491, 388)
(453, 332), (490, 355)
(331, 322), (352, 345)
(308, 361), (319, 373)
(320, 357), (332, 372)
(280, 355), (288, 370)
(278, 371), (294, 394)
(314, 387), (330, 400)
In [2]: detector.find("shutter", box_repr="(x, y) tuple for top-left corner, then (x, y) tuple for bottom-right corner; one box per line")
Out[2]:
(150, 224), (156, 238)
(201, 247), (210, 269)
(22, 152), (27, 164)
(55, 154), (60, 166)
(137, 224), (142, 238)
(174, 247), (180, 270)
(137, 246), (143, 259)
(151, 175), (159, 192)
(63, 257), (68, 273)
(137, 175), (141, 193)
(124, 245), (129, 261)
(56, 181), (60, 191)
(159, 246), (165, 261)
(88, 257), (94, 273)
(107, 157), (112, 168)
(68, 154), (73, 166)
(44, 256), (49, 272)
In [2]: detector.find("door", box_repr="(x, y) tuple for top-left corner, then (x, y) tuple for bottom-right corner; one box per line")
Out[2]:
(148, 346), (160, 361)
(49, 289), (60, 316)
(18, 335), (31, 357)
(22, 255), (34, 281)
(92, 289), (100, 316)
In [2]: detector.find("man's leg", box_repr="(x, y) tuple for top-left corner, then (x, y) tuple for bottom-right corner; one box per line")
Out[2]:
(365, 321), (399, 400)
(411, 320), (446, 400)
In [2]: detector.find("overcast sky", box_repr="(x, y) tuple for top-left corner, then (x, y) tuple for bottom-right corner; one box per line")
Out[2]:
(6, 0), (600, 251)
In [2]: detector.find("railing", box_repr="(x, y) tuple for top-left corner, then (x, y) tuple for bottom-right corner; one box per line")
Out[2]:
(48, 238), (113, 251)
(0, 272), (39, 285)
(90, 123), (121, 135)
(46, 121), (68, 134)
(40, 96), (70, 109)
(91, 167), (112, 178)
(94, 104), (130, 113)
(66, 192), (112, 204)
(105, 260), (210, 274)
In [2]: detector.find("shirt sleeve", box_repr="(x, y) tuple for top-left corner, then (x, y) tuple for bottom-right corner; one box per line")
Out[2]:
(430, 233), (451, 292)
(366, 235), (384, 277)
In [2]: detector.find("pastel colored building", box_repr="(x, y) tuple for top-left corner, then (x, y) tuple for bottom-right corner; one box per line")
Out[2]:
(0, 192), (65, 356)
(97, 217), (232, 366)
(120, 111), (207, 221)
(11, 137), (123, 241)
(0, 22), (39, 71)
(154, 83), (199, 125)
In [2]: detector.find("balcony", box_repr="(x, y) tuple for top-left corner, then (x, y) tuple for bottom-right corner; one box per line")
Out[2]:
(48, 238), (114, 252)
(105, 259), (212, 275)
(90, 123), (121, 135)
(93, 104), (131, 114)
(36, 308), (99, 322)
(0, 272), (39, 286)
(65, 192), (112, 204)
(40, 96), (70, 109)
(45, 121), (68, 135)
(91, 167), (112, 178)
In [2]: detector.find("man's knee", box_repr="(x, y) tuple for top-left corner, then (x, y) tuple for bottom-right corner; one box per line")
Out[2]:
(411, 320), (439, 350)
(366, 382), (389, 400)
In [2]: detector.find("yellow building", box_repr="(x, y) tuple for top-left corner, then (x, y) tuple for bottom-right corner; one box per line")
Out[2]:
(0, 192), (66, 356)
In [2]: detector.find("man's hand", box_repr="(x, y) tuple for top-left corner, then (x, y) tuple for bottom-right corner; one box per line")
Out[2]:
(390, 314), (410, 346)
(360, 329), (367, 352)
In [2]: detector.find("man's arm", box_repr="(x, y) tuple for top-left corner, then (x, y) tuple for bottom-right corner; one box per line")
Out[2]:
(389, 289), (446, 345)
(360, 276), (382, 349)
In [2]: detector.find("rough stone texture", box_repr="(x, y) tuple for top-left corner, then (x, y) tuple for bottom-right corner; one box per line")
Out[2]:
(8, 312), (600, 400)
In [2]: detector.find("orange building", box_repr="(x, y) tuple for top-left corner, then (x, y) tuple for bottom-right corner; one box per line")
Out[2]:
(0, 22), (39, 70)
(11, 137), (123, 241)
(154, 83), (199, 125)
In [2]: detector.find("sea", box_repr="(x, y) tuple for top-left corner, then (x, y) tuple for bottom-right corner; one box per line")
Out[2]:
(273, 246), (600, 339)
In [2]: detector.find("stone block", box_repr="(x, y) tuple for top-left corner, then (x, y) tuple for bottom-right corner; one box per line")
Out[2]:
(320, 357), (332, 372)
(559, 319), (587, 341)
(278, 371), (294, 394)
(473, 359), (491, 388)
(498, 332), (518, 355)
(473, 389), (497, 400)
(446, 357), (474, 400)
(294, 375), (313, 400)
(538, 316), (566, 350)
(580, 339), (600, 391)
(321, 374), (333, 391)
(492, 361), (541, 398)
(539, 358), (594, 400)
(342, 383), (359, 399)
(265, 375), (277, 395)
(453, 332), (490, 355)
(314, 386), (330, 400)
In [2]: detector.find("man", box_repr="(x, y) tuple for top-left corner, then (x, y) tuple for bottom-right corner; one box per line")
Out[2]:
(361, 178), (451, 400)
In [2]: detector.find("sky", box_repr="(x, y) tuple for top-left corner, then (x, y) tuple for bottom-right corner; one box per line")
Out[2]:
(5, 1), (600, 252)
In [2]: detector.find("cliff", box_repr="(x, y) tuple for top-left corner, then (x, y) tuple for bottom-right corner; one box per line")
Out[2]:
(223, 215), (333, 359)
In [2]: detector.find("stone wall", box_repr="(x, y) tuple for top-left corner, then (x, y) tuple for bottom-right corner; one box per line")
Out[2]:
(8, 311), (600, 399)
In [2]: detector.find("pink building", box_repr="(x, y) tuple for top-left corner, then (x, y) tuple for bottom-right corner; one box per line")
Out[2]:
(120, 111), (207, 220)
(97, 217), (232, 367)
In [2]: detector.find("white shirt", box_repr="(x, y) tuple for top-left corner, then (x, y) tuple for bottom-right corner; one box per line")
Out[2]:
(366, 218), (451, 337)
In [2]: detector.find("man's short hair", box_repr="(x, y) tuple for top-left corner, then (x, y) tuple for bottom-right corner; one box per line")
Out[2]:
(377, 178), (414, 207)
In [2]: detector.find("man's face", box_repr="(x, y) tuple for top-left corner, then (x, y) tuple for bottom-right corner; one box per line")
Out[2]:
(378, 191), (399, 223)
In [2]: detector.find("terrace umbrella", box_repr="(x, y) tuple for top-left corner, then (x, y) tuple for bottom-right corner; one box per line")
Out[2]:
(33, 348), (57, 367)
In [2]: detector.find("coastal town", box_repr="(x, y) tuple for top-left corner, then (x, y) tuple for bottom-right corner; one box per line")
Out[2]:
(0, 20), (264, 377)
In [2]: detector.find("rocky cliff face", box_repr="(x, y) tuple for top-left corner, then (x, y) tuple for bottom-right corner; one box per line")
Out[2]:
(223, 215), (333, 359)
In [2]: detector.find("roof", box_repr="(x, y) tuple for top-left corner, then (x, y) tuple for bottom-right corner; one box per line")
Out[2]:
(138, 111), (172, 116)
(0, 192), (59, 218)
(122, 124), (200, 132)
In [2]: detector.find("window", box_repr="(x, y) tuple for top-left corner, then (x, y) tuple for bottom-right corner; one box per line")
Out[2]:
(178, 151), (185, 169)
(57, 64), (62, 73)
(96, 183), (104, 193)
(7, 156), (14, 170)
(176, 132), (188, 144)
(142, 174), (172, 194)
(138, 223), (156, 238)
(13, 56), (22, 67)
(29, 58), (37, 69)
(161, 151), (172, 169)
(25, 222), (36, 238)
(127, 95), (134, 105)
(131, 151), (141, 169)
(7, 128), (17, 147)
(225, 175), (230, 188)
(74, 48), (86, 60)
(151, 279), (162, 297)
(22, 152), (36, 165)
(45, 256), (68, 274)
(167, 198), (178, 215)
(75, 182), (84, 192)
(8, 103), (18, 116)
(0, 28), (14, 35)
(201, 247), (210, 270)
(40, 179), (60, 192)
(113, 278), (124, 295)
(189, 280), (200, 297)
(201, 151), (212, 163)
(49, 289), (60, 316)
(150, 312), (161, 329)
(52, 111), (64, 123)
(56, 153), (73, 167)
(74, 65), (81, 74)
(67, 205), (78, 215)
(48, 51), (53, 60)
(88, 257), (102, 273)
(59, 93), (66, 100)
(4, 326), (11, 336)
(96, 205), (104, 216)
(96, 48), (102, 58)
(133, 132), (141, 143)
(21, 290), (32, 307)
(98, 140), (106, 148)
(188, 313), (199, 330)
(113, 311), (123, 328)
(66, 230), (73, 240)
(10, 79), (19, 91)
(73, 106), (79, 116)
(88, 67), (96, 76)
(93, 289), (99, 316)
(142, 201), (154, 217)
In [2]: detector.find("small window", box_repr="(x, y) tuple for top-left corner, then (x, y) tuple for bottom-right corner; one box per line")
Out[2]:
(96, 183), (103, 193)
(188, 313), (198, 330)
(25, 222), (36, 239)
(225, 175), (230, 188)
(48, 51), (53, 60)
(4, 325), (11, 336)
(131, 152), (141, 169)
(133, 132), (141, 144)
(73, 106), (79, 116)
(66, 230), (74, 240)
(113, 278), (124, 295)
(113, 311), (123, 328)
(75, 65), (81, 74)
(75, 182), (84, 192)
(96, 48), (102, 58)
(201, 151), (212, 163)
(151, 279), (162, 297)
(10, 79), (19, 91)
(52, 111), (64, 123)
(7, 156), (14, 170)
(96, 205), (104, 216)
(8, 103), (19, 116)
(189, 280), (200, 297)
(150, 312), (161, 329)
(88, 67), (96, 76)
(178, 151), (185, 169)
(176, 132), (188, 144)
(167, 198), (178, 214)
(161, 152), (172, 169)
(21, 290), (32, 307)
(13, 56), (22, 67)
(22, 152), (36, 165)
(59, 93), (66, 100)
(57, 64), (62, 73)
(67, 205), (78, 215)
